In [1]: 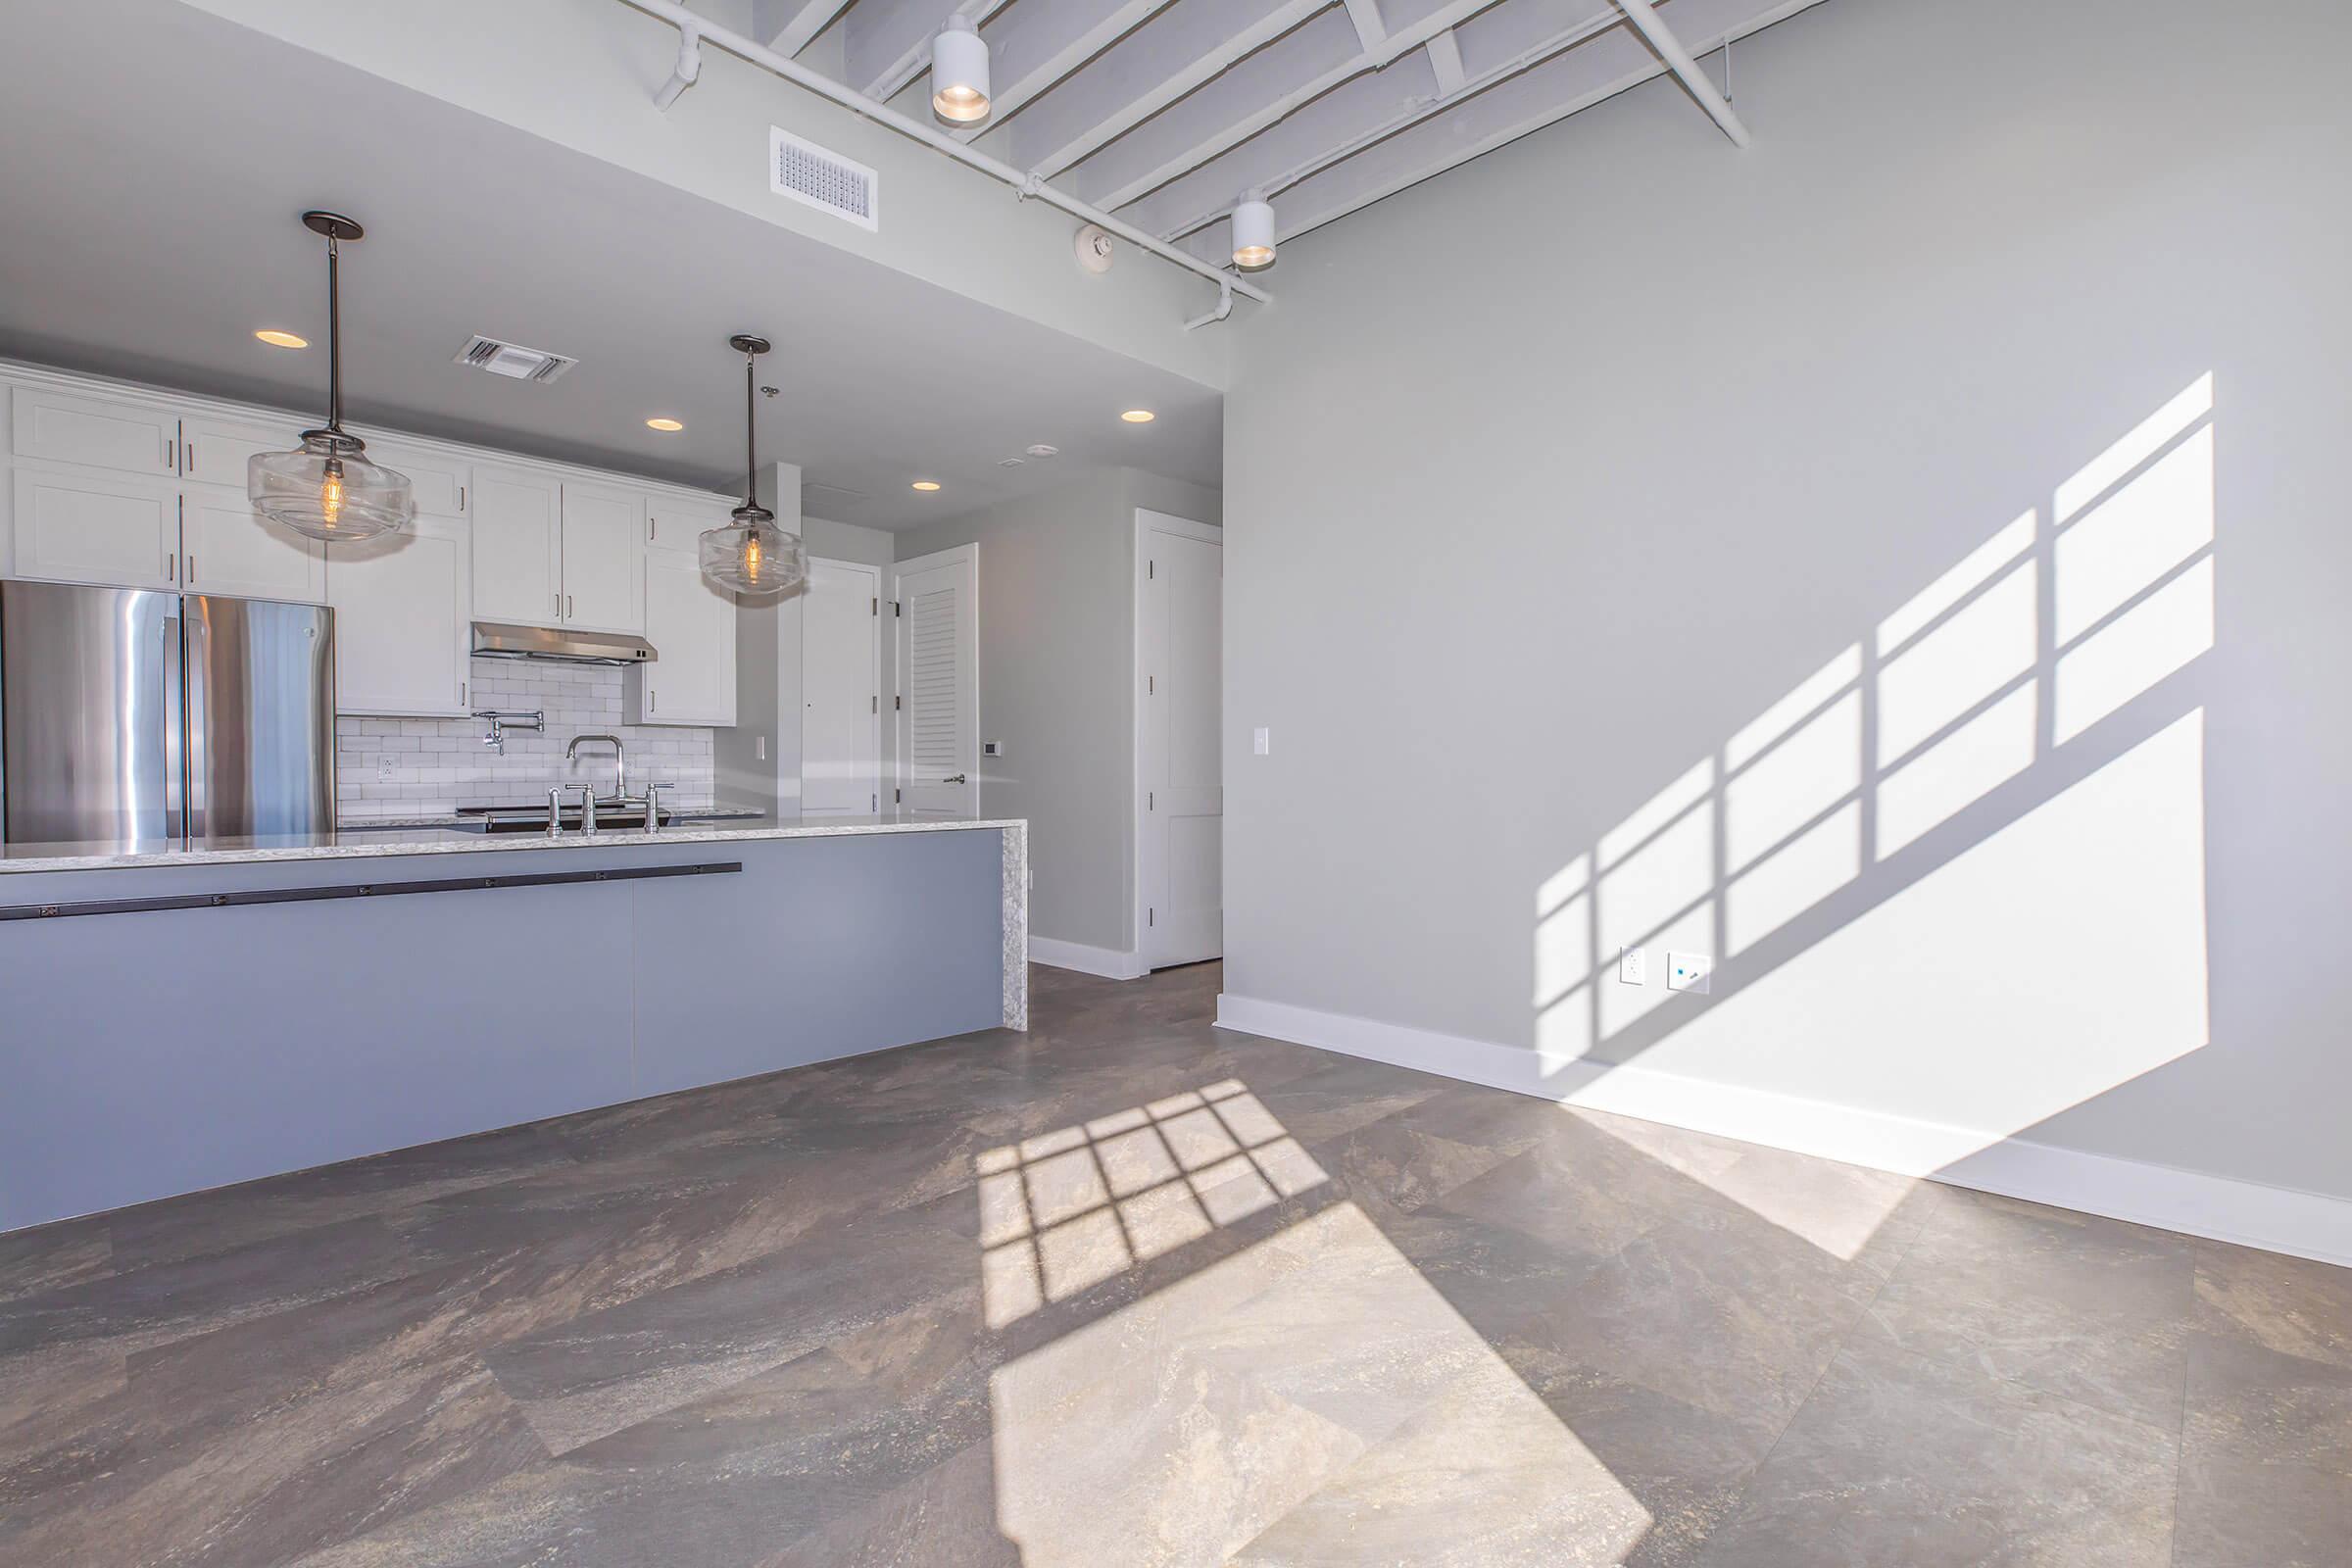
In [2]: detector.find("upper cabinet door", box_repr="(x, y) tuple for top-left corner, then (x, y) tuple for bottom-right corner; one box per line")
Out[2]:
(11, 386), (179, 476)
(630, 549), (735, 727)
(470, 465), (563, 627)
(645, 496), (730, 554)
(177, 414), (300, 488)
(558, 482), (645, 633)
(328, 515), (471, 717)
(178, 481), (326, 604)
(361, 437), (470, 520)
(10, 464), (181, 588)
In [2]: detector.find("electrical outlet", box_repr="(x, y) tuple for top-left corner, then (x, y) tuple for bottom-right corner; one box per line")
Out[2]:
(983, 740), (1003, 758)
(1253, 727), (1271, 756)
(1618, 946), (1646, 986)
(377, 754), (397, 783)
(1667, 952), (1713, 995)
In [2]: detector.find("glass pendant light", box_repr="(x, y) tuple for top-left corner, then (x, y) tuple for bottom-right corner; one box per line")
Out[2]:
(699, 334), (808, 596)
(247, 212), (414, 542)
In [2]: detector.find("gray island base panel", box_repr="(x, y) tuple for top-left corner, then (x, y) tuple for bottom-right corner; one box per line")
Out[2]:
(0, 822), (1027, 1233)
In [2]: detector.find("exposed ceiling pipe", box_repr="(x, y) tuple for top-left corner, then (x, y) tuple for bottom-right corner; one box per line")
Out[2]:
(1182, 278), (1234, 331)
(654, 20), (703, 111)
(616, 0), (1271, 316)
(1613, 0), (1749, 147)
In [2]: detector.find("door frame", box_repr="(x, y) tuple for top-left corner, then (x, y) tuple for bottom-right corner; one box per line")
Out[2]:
(1132, 508), (1224, 972)
(801, 555), (884, 815)
(892, 541), (979, 816)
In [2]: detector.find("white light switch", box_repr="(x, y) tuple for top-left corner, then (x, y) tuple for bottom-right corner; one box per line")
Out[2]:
(755, 735), (767, 761)
(1253, 727), (1271, 756)
(1667, 952), (1714, 995)
(1618, 946), (1646, 986)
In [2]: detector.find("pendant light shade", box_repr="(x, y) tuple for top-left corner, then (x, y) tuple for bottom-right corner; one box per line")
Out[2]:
(700, 335), (808, 597)
(931, 15), (991, 124)
(1231, 196), (1277, 270)
(248, 212), (414, 543)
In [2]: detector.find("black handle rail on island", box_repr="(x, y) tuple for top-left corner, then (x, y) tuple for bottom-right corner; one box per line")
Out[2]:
(0, 861), (745, 922)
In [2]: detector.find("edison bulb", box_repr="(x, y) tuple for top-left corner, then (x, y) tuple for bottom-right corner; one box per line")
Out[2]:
(319, 461), (346, 528)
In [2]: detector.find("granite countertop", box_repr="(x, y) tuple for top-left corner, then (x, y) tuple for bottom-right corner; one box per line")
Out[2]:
(0, 816), (1026, 875)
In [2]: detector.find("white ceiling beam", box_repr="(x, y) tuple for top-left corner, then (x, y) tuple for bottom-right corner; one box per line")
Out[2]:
(949, 0), (1182, 143)
(1142, 3), (1622, 242)
(756, 0), (855, 55)
(1076, 0), (1503, 213)
(1177, 0), (1820, 265)
(1425, 26), (1466, 94)
(1612, 0), (1747, 147)
(1342, 0), (1388, 51)
(848, 0), (1011, 102)
(1008, 0), (1331, 178)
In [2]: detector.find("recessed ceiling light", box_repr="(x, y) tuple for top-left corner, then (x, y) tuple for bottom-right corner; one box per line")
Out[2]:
(645, 417), (684, 432)
(1120, 409), (1155, 423)
(1025, 444), (1059, 458)
(912, 480), (942, 491)
(254, 328), (309, 349)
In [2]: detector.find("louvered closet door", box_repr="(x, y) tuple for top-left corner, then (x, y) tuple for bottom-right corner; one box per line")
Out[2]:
(894, 545), (977, 817)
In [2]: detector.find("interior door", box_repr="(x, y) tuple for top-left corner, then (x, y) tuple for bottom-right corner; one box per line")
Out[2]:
(895, 545), (977, 818)
(1139, 519), (1223, 968)
(558, 483), (646, 633)
(802, 557), (881, 815)
(469, 465), (563, 627)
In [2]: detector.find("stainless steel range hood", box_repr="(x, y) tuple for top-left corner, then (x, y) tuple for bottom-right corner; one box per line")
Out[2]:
(470, 621), (656, 665)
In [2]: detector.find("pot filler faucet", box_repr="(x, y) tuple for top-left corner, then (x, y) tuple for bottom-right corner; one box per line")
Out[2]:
(566, 734), (625, 803)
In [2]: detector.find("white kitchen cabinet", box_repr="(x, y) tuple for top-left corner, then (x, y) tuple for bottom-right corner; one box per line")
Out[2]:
(628, 549), (735, 727)
(179, 480), (325, 603)
(11, 386), (179, 476)
(363, 437), (469, 520)
(328, 514), (472, 716)
(177, 414), (299, 488)
(469, 464), (563, 626)
(557, 481), (645, 632)
(10, 464), (181, 588)
(645, 494), (731, 553)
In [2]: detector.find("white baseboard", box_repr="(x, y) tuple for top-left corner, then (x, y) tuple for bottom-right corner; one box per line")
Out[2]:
(1215, 991), (2352, 1269)
(1030, 936), (1147, 981)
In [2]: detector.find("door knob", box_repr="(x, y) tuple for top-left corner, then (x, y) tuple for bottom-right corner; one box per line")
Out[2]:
(945, 773), (968, 784)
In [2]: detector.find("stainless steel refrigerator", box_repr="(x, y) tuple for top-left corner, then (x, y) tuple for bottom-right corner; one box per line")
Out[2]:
(0, 579), (335, 845)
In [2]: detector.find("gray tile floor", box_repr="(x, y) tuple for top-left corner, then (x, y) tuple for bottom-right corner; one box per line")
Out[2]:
(2, 961), (2347, 1565)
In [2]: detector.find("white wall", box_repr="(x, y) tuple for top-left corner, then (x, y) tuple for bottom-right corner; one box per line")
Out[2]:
(901, 467), (1220, 954)
(1223, 0), (2352, 1220)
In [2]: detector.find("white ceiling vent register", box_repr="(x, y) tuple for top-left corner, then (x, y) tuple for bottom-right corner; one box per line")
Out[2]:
(770, 125), (878, 231)
(453, 335), (578, 384)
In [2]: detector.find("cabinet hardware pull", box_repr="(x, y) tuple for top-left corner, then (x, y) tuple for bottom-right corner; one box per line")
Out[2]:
(166, 553), (174, 582)
(187, 556), (196, 583)
(567, 595), (575, 618)
(165, 438), (176, 471)
(186, 442), (196, 471)
(459, 484), (466, 512)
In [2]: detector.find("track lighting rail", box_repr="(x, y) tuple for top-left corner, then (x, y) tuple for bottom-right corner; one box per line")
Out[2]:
(616, 0), (1269, 319)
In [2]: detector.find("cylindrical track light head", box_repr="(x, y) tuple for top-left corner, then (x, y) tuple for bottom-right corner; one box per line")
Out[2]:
(1231, 197), (1277, 270)
(932, 16), (991, 125)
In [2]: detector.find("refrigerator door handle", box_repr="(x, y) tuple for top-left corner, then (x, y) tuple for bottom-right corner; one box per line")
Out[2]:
(163, 614), (184, 840)
(182, 608), (206, 840)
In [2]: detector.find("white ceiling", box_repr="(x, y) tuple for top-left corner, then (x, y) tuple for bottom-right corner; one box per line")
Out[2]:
(0, 0), (1222, 529)
(773, 0), (1828, 267)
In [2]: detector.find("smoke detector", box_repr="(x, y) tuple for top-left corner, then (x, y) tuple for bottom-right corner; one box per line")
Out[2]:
(1075, 224), (1114, 274)
(454, 334), (578, 384)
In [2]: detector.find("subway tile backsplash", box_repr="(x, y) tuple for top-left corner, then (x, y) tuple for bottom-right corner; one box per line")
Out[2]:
(335, 658), (716, 822)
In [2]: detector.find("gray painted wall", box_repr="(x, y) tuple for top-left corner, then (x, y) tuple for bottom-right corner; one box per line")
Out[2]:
(1223, 0), (2352, 1200)
(901, 468), (1220, 954)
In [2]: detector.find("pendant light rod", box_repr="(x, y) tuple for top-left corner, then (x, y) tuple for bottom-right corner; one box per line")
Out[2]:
(301, 211), (365, 441)
(727, 332), (774, 521)
(615, 0), (1269, 311)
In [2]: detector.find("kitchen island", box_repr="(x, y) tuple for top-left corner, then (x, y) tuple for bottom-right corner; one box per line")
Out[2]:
(0, 816), (1026, 1232)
